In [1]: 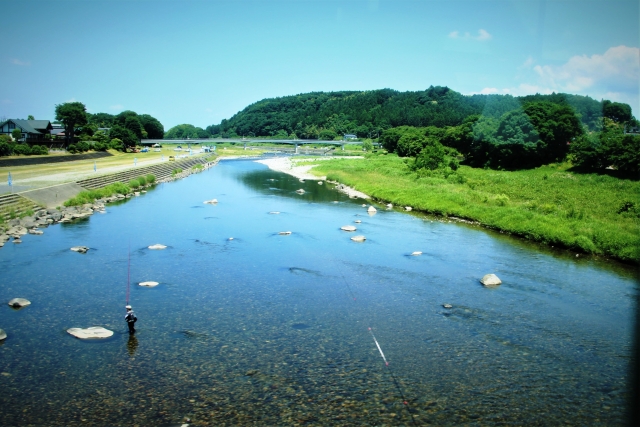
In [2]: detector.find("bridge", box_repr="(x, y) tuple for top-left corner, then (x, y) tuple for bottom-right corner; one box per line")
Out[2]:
(141, 138), (362, 152)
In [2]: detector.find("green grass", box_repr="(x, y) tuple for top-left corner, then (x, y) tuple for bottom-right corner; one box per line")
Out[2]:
(64, 182), (132, 207)
(312, 155), (640, 263)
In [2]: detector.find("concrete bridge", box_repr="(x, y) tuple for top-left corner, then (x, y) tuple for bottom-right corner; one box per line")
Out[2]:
(141, 138), (362, 152)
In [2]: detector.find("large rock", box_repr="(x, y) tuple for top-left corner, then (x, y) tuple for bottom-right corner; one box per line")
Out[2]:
(67, 327), (114, 339)
(481, 274), (502, 287)
(295, 189), (305, 194)
(350, 235), (366, 242)
(28, 229), (43, 235)
(367, 206), (377, 213)
(404, 206), (412, 211)
(139, 281), (159, 287)
(411, 251), (422, 256)
(8, 298), (31, 308)
(70, 246), (89, 253)
(148, 244), (167, 250)
(7, 226), (27, 236)
(0, 329), (6, 340)
(341, 225), (357, 232)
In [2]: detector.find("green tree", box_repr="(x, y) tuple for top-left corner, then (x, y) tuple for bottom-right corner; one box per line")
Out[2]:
(27, 115), (34, 120)
(109, 125), (138, 150)
(12, 128), (22, 141)
(396, 127), (427, 157)
(55, 101), (88, 145)
(603, 100), (633, 123)
(139, 114), (164, 139)
(124, 116), (145, 140)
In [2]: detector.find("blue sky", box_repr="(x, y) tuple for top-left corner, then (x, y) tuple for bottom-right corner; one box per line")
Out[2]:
(2, 0), (638, 130)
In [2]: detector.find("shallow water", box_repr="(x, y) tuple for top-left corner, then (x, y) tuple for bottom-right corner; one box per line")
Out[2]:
(0, 159), (636, 426)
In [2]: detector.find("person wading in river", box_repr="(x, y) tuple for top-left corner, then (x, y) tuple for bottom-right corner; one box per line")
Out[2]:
(125, 305), (137, 334)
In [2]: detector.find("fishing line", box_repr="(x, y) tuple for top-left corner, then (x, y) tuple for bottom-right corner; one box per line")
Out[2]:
(126, 242), (131, 305)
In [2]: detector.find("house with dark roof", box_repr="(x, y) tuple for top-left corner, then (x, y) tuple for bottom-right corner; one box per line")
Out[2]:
(0, 119), (53, 142)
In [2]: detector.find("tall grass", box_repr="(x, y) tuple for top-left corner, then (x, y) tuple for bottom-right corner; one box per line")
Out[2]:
(64, 182), (131, 207)
(313, 155), (640, 263)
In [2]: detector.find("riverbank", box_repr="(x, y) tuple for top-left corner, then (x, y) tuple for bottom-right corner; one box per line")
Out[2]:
(308, 155), (640, 264)
(255, 156), (370, 199)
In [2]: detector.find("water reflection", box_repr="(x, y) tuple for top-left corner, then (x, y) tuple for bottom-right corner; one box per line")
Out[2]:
(126, 334), (138, 357)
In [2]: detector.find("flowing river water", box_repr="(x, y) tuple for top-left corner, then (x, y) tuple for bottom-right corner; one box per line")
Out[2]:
(0, 158), (636, 426)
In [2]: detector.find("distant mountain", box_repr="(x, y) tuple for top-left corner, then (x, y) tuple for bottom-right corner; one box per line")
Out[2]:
(206, 86), (611, 139)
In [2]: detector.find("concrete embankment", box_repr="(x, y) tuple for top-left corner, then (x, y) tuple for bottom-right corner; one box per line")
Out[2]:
(1, 155), (217, 226)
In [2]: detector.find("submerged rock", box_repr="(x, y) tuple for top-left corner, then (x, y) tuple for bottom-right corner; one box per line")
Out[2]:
(318, 181), (323, 185)
(269, 211), (280, 214)
(443, 303), (453, 309)
(341, 225), (357, 232)
(67, 327), (114, 339)
(148, 244), (167, 250)
(0, 329), (6, 340)
(367, 206), (377, 213)
(295, 189), (305, 194)
(139, 281), (159, 287)
(354, 220), (362, 224)
(70, 246), (89, 253)
(278, 231), (292, 235)
(481, 274), (502, 287)
(411, 251), (422, 256)
(204, 199), (218, 204)
(350, 235), (366, 242)
(8, 298), (31, 308)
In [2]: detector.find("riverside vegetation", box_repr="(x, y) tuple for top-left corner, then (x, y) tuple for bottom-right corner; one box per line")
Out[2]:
(311, 154), (639, 263)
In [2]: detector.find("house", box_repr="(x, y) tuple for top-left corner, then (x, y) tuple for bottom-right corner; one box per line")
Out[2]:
(343, 134), (358, 140)
(0, 119), (53, 142)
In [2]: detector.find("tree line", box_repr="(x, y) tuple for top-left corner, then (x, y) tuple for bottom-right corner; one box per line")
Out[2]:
(203, 87), (637, 175)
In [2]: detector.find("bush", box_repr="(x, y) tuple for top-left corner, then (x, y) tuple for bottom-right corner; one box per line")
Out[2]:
(0, 142), (11, 156)
(128, 179), (140, 189)
(64, 182), (132, 206)
(172, 168), (182, 176)
(137, 176), (147, 187)
(145, 174), (156, 184)
(109, 138), (124, 151)
(30, 145), (48, 155)
(12, 144), (30, 155)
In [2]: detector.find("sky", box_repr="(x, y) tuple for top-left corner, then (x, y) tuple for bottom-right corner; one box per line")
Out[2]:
(2, 0), (638, 130)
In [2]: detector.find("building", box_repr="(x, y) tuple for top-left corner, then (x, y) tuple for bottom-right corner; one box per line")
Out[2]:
(0, 119), (53, 143)
(343, 134), (358, 140)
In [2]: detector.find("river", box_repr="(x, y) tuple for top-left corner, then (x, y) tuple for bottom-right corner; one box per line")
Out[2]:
(0, 158), (636, 426)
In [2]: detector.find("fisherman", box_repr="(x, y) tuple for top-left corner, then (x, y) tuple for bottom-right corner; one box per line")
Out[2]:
(125, 305), (137, 334)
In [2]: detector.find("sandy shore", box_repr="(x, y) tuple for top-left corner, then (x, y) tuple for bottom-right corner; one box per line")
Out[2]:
(255, 157), (370, 199)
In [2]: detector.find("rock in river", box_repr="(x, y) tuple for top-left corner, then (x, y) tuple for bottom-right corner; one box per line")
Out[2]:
(341, 225), (357, 232)
(411, 251), (422, 256)
(67, 327), (114, 339)
(481, 274), (502, 287)
(70, 246), (89, 253)
(295, 189), (305, 194)
(8, 298), (31, 308)
(278, 231), (292, 235)
(0, 329), (6, 340)
(350, 235), (366, 242)
(148, 244), (167, 250)
(139, 281), (159, 287)
(367, 206), (377, 213)
(203, 199), (218, 204)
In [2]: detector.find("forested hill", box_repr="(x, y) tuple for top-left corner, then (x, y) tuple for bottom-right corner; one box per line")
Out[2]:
(206, 86), (619, 139)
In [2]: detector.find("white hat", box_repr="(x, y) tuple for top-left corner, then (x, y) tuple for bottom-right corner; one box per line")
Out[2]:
(125, 305), (132, 309)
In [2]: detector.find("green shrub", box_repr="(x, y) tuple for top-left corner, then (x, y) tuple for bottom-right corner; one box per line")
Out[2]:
(137, 176), (147, 187)
(12, 144), (30, 155)
(145, 174), (156, 184)
(128, 179), (140, 189)
(30, 145), (48, 155)
(64, 182), (132, 206)
(172, 168), (182, 177)
(192, 163), (204, 171)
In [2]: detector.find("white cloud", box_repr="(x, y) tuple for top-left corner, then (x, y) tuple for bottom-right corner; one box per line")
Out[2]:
(469, 45), (640, 114)
(448, 29), (492, 41)
(10, 58), (30, 66)
(109, 104), (124, 111)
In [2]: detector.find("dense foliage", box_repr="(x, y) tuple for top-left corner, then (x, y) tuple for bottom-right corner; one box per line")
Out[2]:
(55, 101), (88, 145)
(82, 110), (165, 148)
(164, 124), (209, 139)
(207, 87), (609, 140)
(0, 135), (49, 156)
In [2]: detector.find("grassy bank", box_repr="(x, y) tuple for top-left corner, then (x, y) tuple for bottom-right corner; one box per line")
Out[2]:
(311, 155), (640, 263)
